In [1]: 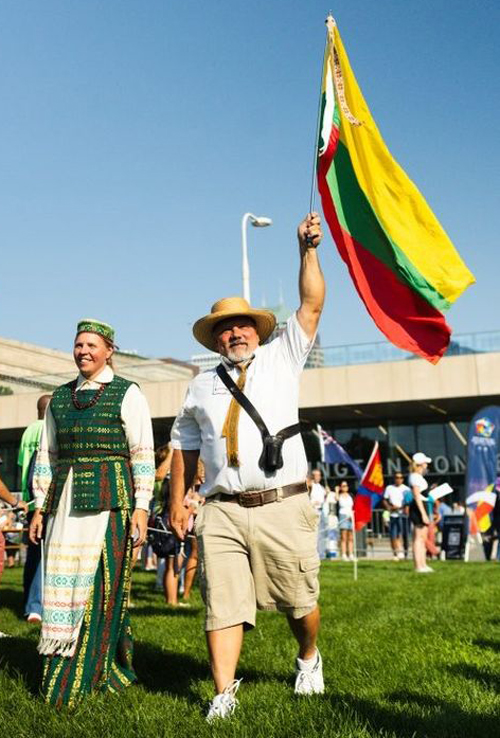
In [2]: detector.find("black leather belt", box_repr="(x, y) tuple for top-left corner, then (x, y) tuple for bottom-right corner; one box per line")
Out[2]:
(209, 481), (308, 508)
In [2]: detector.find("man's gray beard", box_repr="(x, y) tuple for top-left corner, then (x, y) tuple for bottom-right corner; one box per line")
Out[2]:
(225, 348), (254, 364)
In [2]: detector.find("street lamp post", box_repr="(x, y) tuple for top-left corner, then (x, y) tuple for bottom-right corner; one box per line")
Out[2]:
(241, 212), (273, 304)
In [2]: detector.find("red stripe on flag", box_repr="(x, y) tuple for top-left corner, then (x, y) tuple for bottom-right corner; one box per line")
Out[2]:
(353, 492), (372, 531)
(318, 155), (451, 363)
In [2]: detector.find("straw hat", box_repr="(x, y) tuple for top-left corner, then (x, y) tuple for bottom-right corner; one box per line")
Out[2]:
(193, 297), (276, 352)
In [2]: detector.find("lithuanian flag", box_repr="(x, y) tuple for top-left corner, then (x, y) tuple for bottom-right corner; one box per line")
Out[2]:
(317, 18), (475, 363)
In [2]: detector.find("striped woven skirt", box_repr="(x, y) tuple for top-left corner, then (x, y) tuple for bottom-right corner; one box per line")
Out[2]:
(41, 509), (136, 707)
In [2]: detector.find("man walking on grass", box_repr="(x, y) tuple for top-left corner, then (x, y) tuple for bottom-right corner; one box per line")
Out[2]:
(170, 212), (325, 721)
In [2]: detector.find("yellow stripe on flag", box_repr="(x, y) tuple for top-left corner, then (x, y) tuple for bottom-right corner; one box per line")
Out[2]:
(331, 24), (475, 305)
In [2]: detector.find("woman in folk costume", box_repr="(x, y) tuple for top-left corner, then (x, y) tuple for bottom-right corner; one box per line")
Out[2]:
(29, 319), (155, 707)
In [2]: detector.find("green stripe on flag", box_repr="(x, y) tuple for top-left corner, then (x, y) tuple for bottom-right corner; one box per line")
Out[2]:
(326, 141), (451, 312)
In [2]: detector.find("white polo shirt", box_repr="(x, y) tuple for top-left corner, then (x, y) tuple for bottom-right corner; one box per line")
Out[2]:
(171, 312), (314, 497)
(384, 484), (410, 517)
(309, 482), (326, 510)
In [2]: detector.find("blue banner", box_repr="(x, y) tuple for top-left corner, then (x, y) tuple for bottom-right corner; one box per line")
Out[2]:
(466, 406), (500, 497)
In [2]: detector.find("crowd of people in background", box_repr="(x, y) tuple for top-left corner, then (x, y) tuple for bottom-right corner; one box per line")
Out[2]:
(306, 451), (470, 573)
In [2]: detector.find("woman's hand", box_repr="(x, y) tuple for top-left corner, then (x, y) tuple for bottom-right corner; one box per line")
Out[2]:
(131, 508), (148, 548)
(16, 500), (29, 514)
(422, 512), (430, 526)
(29, 509), (44, 544)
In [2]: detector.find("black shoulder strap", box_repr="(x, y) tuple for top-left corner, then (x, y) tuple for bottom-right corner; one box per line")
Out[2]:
(216, 364), (270, 438)
(216, 364), (300, 441)
(277, 422), (302, 440)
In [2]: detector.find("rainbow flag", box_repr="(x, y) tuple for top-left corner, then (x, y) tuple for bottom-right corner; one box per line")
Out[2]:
(466, 488), (496, 533)
(353, 442), (384, 530)
(317, 18), (475, 363)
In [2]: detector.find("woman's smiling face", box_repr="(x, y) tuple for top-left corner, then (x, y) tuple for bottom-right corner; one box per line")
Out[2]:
(73, 332), (112, 379)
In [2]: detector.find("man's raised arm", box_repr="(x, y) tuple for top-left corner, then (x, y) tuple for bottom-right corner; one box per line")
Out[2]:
(296, 212), (325, 340)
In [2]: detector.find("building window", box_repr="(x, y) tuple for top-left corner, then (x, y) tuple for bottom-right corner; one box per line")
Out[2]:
(388, 424), (417, 466)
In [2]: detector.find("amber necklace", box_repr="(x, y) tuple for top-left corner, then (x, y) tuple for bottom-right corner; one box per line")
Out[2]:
(71, 379), (107, 410)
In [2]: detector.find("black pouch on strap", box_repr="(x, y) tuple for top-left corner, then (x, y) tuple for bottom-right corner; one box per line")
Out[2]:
(216, 364), (300, 474)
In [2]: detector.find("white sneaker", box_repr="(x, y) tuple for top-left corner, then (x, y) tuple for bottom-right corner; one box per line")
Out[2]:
(294, 650), (324, 695)
(341, 554), (348, 562)
(206, 679), (241, 722)
(348, 554), (355, 562)
(397, 551), (405, 560)
(415, 566), (434, 574)
(27, 612), (42, 623)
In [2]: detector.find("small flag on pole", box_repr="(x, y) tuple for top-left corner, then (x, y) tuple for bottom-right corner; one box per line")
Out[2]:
(466, 488), (496, 533)
(353, 442), (384, 530)
(316, 17), (475, 363)
(317, 426), (363, 479)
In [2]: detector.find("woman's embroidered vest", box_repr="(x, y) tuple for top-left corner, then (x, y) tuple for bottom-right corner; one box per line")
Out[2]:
(43, 376), (135, 513)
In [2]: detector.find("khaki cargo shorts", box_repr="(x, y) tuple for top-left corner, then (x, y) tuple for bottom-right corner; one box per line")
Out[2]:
(195, 491), (320, 631)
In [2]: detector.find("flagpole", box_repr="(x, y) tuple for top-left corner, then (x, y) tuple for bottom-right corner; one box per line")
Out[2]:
(307, 23), (329, 217)
(318, 461), (333, 560)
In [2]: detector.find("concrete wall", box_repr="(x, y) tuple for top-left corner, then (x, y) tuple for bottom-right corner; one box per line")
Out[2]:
(299, 352), (495, 408)
(0, 337), (75, 377)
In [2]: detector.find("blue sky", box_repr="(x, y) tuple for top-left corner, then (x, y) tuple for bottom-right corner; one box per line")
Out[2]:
(1, 0), (498, 361)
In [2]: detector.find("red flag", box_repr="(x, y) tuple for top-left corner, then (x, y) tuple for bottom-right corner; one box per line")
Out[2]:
(353, 442), (384, 531)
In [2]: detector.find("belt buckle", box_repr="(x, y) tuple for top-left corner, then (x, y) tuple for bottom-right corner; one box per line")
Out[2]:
(252, 492), (264, 507)
(239, 492), (255, 508)
(276, 486), (283, 502)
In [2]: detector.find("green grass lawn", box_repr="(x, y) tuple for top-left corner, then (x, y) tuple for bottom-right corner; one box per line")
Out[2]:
(1, 561), (500, 738)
